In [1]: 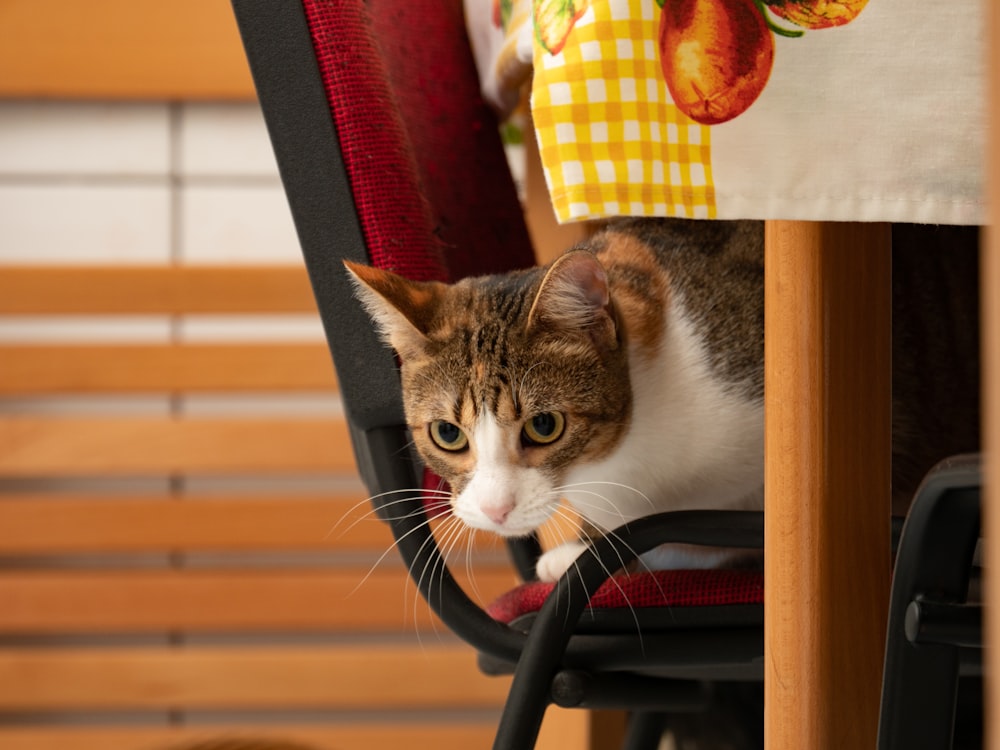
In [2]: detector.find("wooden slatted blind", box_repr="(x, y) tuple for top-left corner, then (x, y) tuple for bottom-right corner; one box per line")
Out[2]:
(0, 343), (338, 393)
(0, 0), (255, 99)
(0, 264), (514, 750)
(0, 266), (316, 314)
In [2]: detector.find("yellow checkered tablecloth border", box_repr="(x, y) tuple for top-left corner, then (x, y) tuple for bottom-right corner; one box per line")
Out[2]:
(531, 0), (716, 222)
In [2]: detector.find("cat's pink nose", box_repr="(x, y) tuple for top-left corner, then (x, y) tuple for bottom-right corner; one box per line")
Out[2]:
(481, 501), (514, 525)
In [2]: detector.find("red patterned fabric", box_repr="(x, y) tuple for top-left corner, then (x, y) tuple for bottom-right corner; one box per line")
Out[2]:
(301, 0), (447, 282)
(300, 0), (535, 282)
(487, 568), (764, 624)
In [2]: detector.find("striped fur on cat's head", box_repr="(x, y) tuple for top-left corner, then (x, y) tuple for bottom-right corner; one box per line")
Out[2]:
(345, 251), (633, 537)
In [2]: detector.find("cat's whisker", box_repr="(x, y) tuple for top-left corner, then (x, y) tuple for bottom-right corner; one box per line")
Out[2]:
(369, 496), (452, 522)
(463, 527), (485, 605)
(545, 508), (640, 640)
(408, 516), (456, 642)
(338, 498), (451, 537)
(350, 507), (448, 599)
(577, 515), (671, 617)
(412, 513), (467, 637)
(548, 505), (661, 636)
(449, 523), (477, 609)
(429, 516), (473, 639)
(551, 490), (630, 526)
(536, 493), (647, 592)
(556, 480), (655, 511)
(324, 488), (450, 540)
(432, 517), (464, 607)
(550, 508), (646, 647)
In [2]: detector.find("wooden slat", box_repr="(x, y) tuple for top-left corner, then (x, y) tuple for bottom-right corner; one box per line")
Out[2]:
(0, 645), (510, 710)
(0, 344), (337, 394)
(0, 568), (517, 633)
(0, 0), (254, 99)
(0, 495), (489, 554)
(0, 267), (316, 314)
(764, 222), (892, 750)
(0, 495), (389, 553)
(0, 724), (501, 750)
(0, 417), (354, 475)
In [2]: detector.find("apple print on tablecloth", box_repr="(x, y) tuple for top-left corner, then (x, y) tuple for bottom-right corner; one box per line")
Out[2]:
(532, 0), (870, 124)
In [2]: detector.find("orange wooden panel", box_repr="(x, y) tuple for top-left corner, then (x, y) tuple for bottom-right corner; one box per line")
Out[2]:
(535, 707), (593, 750)
(0, 725), (501, 750)
(0, 417), (354, 475)
(0, 567), (517, 633)
(0, 644), (510, 710)
(0, 0), (254, 99)
(0, 344), (337, 394)
(0, 495), (389, 553)
(0, 267), (316, 314)
(764, 222), (892, 750)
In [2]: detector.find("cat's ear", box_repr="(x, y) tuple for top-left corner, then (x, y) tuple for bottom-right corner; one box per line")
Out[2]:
(344, 261), (443, 360)
(527, 250), (617, 348)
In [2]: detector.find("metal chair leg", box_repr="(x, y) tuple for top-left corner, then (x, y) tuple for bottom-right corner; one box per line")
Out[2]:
(622, 712), (666, 750)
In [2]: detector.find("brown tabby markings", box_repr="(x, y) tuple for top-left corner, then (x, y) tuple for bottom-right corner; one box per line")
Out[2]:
(349, 257), (634, 497)
(593, 232), (670, 357)
(599, 218), (765, 399)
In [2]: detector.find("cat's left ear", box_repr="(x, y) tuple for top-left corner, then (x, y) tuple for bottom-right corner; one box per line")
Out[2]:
(344, 261), (443, 360)
(527, 250), (617, 349)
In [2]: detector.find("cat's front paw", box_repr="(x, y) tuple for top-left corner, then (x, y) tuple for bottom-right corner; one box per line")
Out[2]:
(536, 541), (588, 582)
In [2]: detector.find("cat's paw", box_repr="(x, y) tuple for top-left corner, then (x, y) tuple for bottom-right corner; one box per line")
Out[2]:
(536, 541), (588, 582)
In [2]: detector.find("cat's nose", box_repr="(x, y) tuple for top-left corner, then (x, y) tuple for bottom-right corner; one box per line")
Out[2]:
(481, 500), (514, 525)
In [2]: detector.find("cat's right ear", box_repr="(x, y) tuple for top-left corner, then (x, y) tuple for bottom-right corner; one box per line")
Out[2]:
(527, 250), (617, 349)
(343, 261), (441, 360)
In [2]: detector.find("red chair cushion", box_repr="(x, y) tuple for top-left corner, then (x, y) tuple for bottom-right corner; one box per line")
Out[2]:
(487, 568), (765, 624)
(301, 0), (534, 283)
(301, 0), (448, 282)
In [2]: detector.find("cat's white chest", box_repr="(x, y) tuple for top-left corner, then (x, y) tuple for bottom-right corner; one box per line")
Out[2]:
(563, 304), (764, 532)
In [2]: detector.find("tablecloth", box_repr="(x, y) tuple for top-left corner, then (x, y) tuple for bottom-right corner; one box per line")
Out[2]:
(465, 0), (986, 225)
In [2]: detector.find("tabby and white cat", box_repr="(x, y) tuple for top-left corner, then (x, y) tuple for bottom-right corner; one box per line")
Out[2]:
(347, 218), (979, 581)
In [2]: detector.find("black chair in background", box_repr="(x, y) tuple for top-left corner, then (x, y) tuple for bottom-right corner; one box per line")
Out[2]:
(879, 454), (983, 749)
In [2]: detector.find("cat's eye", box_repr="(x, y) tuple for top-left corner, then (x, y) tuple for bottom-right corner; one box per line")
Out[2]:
(429, 420), (468, 452)
(522, 412), (565, 446)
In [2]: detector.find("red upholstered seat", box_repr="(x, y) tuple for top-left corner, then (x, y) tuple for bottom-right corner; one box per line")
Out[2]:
(488, 568), (764, 624)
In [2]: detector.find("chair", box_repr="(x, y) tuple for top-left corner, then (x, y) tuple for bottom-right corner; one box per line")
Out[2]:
(878, 454), (984, 749)
(231, 1), (768, 748)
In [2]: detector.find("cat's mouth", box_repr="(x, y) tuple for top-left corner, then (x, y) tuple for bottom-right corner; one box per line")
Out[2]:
(454, 510), (540, 538)
(451, 493), (558, 539)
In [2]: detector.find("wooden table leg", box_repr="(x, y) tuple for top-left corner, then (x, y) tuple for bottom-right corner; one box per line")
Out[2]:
(764, 221), (892, 749)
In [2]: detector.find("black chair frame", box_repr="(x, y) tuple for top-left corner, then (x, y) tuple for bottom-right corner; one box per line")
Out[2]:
(878, 454), (983, 749)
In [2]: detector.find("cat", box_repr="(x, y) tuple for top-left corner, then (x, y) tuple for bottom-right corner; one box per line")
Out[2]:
(346, 218), (980, 582)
